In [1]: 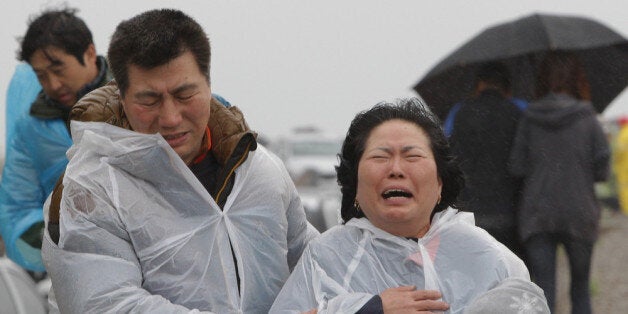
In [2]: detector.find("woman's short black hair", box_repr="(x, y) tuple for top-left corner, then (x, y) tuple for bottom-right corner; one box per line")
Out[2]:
(336, 97), (464, 223)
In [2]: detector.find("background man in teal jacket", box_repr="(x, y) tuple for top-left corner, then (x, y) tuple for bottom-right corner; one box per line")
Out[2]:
(0, 8), (111, 271)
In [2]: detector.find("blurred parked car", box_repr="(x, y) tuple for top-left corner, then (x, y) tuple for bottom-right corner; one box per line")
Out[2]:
(273, 127), (342, 183)
(271, 127), (343, 231)
(298, 177), (342, 232)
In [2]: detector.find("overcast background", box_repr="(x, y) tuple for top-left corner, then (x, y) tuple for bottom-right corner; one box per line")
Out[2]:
(1, 0), (627, 157)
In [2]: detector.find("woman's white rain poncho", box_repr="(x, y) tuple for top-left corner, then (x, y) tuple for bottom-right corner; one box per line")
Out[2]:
(42, 121), (317, 313)
(270, 208), (529, 313)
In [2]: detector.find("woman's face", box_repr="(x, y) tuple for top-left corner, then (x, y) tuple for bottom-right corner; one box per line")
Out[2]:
(356, 119), (442, 237)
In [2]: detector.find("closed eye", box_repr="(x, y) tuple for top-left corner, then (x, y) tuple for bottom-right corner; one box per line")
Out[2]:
(137, 97), (160, 107)
(368, 155), (389, 161)
(134, 90), (162, 107)
(139, 101), (159, 107)
(171, 83), (199, 101)
(177, 93), (196, 101)
(406, 155), (423, 161)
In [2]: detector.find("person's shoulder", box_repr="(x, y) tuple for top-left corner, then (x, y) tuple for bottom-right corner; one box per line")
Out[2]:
(439, 216), (502, 247)
(246, 144), (291, 177)
(251, 144), (276, 161)
(453, 222), (494, 240)
(71, 82), (126, 126)
(14, 111), (66, 134)
(463, 226), (521, 262)
(441, 224), (523, 270)
(308, 223), (361, 250)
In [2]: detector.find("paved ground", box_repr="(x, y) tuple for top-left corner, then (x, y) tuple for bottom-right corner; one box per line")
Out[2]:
(555, 208), (628, 313)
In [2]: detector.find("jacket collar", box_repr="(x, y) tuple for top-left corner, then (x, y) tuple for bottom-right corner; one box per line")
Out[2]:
(346, 208), (469, 245)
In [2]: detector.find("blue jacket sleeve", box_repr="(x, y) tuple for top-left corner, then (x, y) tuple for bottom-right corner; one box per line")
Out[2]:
(443, 103), (462, 138)
(1, 126), (47, 272)
(5, 63), (41, 141)
(0, 117), (70, 272)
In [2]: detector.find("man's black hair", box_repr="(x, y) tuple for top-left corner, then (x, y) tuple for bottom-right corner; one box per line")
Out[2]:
(107, 9), (211, 96)
(475, 61), (511, 93)
(19, 7), (93, 65)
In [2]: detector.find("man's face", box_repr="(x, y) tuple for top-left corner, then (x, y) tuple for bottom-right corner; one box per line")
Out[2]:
(121, 51), (212, 165)
(30, 45), (98, 107)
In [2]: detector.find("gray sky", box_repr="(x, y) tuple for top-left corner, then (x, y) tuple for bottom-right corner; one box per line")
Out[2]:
(1, 0), (627, 156)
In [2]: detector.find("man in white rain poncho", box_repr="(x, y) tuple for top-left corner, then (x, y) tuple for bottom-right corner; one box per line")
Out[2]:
(41, 9), (317, 313)
(270, 99), (535, 313)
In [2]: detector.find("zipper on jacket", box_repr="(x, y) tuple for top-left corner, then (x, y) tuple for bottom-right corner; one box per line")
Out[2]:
(215, 139), (254, 296)
(215, 140), (254, 207)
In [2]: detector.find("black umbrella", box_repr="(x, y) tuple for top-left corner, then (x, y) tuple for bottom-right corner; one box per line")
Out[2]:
(413, 13), (628, 119)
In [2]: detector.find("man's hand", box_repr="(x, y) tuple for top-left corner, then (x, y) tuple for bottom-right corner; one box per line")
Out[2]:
(381, 286), (449, 313)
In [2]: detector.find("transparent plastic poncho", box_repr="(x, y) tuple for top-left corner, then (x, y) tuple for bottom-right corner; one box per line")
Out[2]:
(270, 209), (529, 313)
(42, 121), (316, 313)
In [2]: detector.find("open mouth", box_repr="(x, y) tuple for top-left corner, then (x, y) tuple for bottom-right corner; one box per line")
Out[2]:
(162, 132), (188, 147)
(382, 189), (413, 199)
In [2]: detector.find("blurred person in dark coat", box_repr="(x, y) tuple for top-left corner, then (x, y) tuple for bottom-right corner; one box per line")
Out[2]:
(449, 62), (525, 261)
(509, 51), (610, 314)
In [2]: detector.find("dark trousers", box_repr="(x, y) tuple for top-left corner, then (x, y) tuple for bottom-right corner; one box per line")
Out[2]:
(524, 233), (594, 314)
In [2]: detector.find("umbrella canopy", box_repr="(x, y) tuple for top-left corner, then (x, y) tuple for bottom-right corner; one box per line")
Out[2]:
(413, 13), (628, 119)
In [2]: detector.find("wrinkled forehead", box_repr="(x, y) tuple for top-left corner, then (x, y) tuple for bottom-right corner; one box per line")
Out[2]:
(364, 119), (429, 146)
